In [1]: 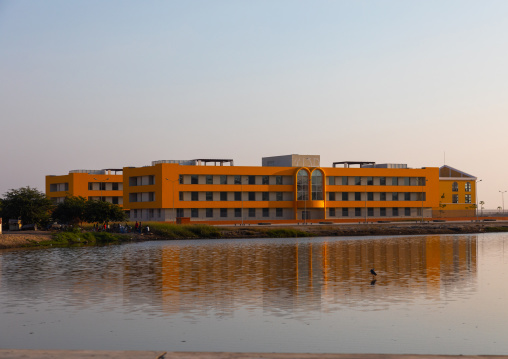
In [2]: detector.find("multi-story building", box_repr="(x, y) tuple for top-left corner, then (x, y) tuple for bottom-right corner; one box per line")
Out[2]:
(46, 169), (124, 206)
(45, 155), (478, 223)
(432, 165), (478, 218)
(123, 155), (441, 223)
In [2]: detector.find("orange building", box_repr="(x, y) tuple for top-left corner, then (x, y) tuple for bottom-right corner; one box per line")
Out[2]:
(45, 155), (478, 223)
(123, 155), (441, 223)
(46, 169), (124, 206)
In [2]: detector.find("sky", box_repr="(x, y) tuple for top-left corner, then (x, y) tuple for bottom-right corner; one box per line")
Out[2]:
(1, 0), (507, 209)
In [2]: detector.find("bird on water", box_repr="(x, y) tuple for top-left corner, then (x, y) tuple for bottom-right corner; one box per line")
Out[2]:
(370, 269), (377, 276)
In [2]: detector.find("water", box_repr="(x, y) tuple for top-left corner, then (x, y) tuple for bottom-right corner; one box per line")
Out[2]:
(1, 233), (508, 354)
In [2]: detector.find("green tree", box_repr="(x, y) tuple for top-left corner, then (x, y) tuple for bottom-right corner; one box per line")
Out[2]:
(1, 187), (54, 226)
(84, 200), (127, 224)
(52, 196), (87, 225)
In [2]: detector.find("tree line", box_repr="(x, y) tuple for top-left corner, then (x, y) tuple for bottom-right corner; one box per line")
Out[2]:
(0, 187), (127, 228)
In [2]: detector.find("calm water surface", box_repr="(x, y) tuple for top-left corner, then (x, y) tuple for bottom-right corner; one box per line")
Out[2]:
(1, 233), (508, 354)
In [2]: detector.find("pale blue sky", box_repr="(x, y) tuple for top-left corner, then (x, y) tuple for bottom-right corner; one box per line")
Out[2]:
(1, 1), (507, 208)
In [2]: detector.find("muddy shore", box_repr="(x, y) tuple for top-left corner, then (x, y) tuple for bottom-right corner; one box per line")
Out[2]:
(1, 221), (507, 250)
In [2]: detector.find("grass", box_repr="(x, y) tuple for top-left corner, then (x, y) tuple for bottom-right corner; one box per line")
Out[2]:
(265, 228), (313, 238)
(26, 229), (122, 247)
(148, 222), (222, 239)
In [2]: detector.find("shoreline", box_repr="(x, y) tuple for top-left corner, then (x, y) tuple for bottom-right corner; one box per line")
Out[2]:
(1, 221), (508, 250)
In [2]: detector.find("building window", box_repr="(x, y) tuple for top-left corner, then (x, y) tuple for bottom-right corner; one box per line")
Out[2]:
(342, 177), (348, 185)
(220, 192), (228, 201)
(112, 197), (119, 204)
(392, 177), (398, 186)
(262, 176), (269, 185)
(248, 176), (255, 185)
(206, 208), (213, 217)
(342, 208), (348, 217)
(149, 209), (154, 218)
(177, 208), (184, 217)
(452, 182), (459, 192)
(129, 177), (138, 186)
(404, 192), (411, 201)
(129, 193), (138, 203)
(191, 192), (198, 201)
(276, 176), (283, 185)
(355, 208), (361, 216)
(465, 194), (472, 204)
(179, 175), (184, 184)
(342, 192), (349, 201)
(355, 192), (361, 201)
(220, 208), (228, 218)
(191, 208), (199, 218)
(392, 193), (399, 201)
(100, 182), (106, 191)
(328, 176), (335, 185)
(368, 208), (374, 217)
(88, 182), (94, 191)
(312, 170), (324, 200)
(329, 208), (335, 217)
(380, 192), (386, 201)
(465, 182), (471, 192)
(235, 208), (241, 217)
(191, 175), (198, 184)
(276, 192), (283, 201)
(220, 175), (227, 185)
(206, 192), (213, 201)
(148, 192), (155, 202)
(367, 177), (373, 185)
(405, 207), (411, 216)
(380, 177), (386, 186)
(179, 192), (183, 201)
(297, 170), (309, 201)
(355, 176), (361, 185)
(404, 177), (410, 186)
(367, 192), (373, 201)
(248, 208), (256, 217)
(234, 192), (241, 201)
(234, 175), (241, 185)
(206, 175), (213, 184)
(329, 192), (336, 201)
(262, 208), (269, 217)
(133, 209), (138, 218)
(262, 192), (269, 201)
(248, 192), (255, 201)
(148, 175), (155, 185)
(392, 208), (399, 216)
(112, 182), (119, 191)
(380, 208), (386, 216)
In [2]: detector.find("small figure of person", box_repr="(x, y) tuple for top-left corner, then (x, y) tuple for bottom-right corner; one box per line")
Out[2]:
(135, 221), (139, 232)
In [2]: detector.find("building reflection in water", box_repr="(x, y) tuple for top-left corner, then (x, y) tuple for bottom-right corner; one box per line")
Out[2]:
(156, 235), (477, 316)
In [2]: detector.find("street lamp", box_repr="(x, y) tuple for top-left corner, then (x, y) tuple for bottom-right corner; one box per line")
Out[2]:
(476, 179), (482, 222)
(500, 190), (507, 214)
(165, 178), (177, 223)
(93, 177), (109, 202)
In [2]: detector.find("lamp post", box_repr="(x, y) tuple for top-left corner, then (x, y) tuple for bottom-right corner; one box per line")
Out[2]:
(93, 177), (109, 202)
(476, 179), (482, 222)
(500, 190), (507, 214)
(165, 178), (177, 223)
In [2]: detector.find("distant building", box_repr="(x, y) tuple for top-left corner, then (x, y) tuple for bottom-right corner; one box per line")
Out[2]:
(45, 156), (478, 223)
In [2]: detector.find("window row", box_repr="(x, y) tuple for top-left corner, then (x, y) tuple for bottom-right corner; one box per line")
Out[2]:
(88, 182), (123, 191)
(328, 207), (419, 217)
(87, 196), (123, 205)
(180, 174), (288, 185)
(129, 176), (155, 186)
(452, 194), (472, 204)
(328, 192), (426, 201)
(129, 192), (155, 202)
(452, 182), (472, 192)
(328, 176), (426, 186)
(173, 208), (286, 218)
(179, 191), (289, 201)
(49, 183), (69, 192)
